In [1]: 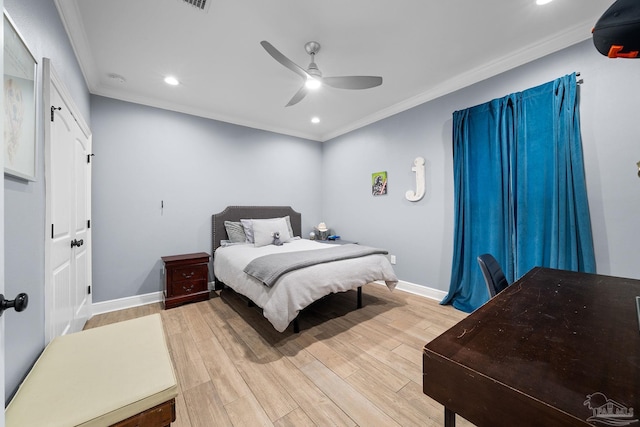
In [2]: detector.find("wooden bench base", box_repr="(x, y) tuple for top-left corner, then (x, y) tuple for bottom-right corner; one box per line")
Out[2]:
(111, 399), (176, 427)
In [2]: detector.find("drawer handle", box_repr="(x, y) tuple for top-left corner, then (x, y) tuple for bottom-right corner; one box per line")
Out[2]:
(181, 271), (195, 279)
(182, 284), (195, 292)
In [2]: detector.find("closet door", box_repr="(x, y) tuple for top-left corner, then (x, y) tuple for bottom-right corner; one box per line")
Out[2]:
(44, 59), (92, 343)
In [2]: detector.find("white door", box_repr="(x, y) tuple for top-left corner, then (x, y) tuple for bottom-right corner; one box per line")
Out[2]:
(44, 59), (92, 343)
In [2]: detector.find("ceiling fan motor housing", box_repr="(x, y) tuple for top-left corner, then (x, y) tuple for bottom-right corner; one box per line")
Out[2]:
(304, 42), (323, 78)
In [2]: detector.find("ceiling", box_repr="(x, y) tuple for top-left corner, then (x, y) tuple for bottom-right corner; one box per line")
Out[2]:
(55, 0), (613, 142)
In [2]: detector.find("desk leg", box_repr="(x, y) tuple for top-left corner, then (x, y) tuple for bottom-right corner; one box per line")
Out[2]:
(444, 407), (456, 427)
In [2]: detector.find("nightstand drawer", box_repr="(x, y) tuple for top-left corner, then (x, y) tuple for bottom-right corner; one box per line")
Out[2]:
(170, 264), (207, 283)
(166, 277), (207, 298)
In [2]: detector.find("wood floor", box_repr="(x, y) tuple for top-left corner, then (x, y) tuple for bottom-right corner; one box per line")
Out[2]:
(85, 284), (474, 427)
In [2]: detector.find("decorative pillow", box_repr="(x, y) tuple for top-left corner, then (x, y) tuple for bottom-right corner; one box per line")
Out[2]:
(224, 221), (246, 243)
(252, 218), (292, 247)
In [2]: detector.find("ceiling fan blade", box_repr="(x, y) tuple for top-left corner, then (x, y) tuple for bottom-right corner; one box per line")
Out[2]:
(285, 85), (308, 107)
(260, 41), (310, 80)
(322, 76), (383, 90)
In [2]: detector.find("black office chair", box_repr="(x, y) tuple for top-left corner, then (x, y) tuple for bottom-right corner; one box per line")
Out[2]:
(477, 254), (509, 298)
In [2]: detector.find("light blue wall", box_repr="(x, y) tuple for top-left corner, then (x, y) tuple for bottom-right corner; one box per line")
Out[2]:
(90, 96), (323, 302)
(323, 39), (640, 291)
(4, 0), (90, 402)
(322, 101), (456, 288)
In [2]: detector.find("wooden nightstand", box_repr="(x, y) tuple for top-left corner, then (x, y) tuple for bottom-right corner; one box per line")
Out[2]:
(162, 252), (210, 309)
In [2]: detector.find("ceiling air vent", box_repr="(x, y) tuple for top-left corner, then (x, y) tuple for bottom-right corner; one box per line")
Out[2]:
(178, 0), (211, 12)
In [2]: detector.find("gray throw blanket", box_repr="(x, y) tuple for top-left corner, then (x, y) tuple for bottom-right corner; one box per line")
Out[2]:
(244, 243), (389, 287)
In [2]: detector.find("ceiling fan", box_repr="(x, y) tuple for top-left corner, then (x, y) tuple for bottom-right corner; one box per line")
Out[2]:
(260, 40), (383, 107)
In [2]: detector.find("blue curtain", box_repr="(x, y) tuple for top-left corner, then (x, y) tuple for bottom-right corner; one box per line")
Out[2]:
(442, 73), (595, 312)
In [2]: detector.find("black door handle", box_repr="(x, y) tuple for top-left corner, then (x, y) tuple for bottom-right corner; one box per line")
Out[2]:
(0, 293), (28, 316)
(70, 239), (84, 248)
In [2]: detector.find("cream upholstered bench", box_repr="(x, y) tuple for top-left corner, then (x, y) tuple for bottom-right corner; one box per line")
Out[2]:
(6, 314), (178, 427)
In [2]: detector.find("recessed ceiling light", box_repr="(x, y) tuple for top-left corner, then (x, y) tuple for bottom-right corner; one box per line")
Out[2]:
(311, 117), (320, 124)
(536, 0), (553, 5)
(164, 76), (180, 86)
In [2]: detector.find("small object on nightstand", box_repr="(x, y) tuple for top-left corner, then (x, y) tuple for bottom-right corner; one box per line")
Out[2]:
(315, 222), (330, 240)
(162, 252), (210, 310)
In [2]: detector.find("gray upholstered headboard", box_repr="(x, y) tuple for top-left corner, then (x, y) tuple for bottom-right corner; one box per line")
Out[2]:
(211, 206), (302, 253)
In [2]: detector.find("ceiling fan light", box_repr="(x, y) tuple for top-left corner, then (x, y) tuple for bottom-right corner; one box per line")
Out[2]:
(164, 76), (180, 86)
(305, 78), (321, 90)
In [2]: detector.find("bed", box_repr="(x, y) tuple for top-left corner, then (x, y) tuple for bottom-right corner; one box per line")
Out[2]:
(211, 206), (398, 332)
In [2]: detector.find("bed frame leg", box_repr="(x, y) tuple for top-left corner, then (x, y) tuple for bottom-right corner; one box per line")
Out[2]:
(293, 318), (300, 333)
(357, 286), (362, 309)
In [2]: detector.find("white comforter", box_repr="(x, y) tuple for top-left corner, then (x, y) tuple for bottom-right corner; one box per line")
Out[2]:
(213, 239), (398, 332)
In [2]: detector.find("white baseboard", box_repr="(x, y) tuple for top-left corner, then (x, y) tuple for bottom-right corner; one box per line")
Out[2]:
(373, 279), (447, 302)
(92, 281), (445, 316)
(91, 281), (218, 316)
(91, 291), (163, 316)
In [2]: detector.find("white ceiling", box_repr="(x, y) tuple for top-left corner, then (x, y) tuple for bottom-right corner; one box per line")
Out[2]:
(55, 0), (612, 142)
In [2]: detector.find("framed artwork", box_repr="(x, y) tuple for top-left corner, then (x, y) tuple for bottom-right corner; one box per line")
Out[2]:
(372, 171), (387, 196)
(4, 10), (38, 181)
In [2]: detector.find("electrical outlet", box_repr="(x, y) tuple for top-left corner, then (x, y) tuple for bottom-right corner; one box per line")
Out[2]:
(390, 255), (396, 265)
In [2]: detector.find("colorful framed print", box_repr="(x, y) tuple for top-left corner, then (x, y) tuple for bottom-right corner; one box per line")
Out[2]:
(372, 171), (387, 196)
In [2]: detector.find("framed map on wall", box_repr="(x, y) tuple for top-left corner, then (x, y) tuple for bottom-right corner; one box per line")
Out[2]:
(4, 11), (38, 181)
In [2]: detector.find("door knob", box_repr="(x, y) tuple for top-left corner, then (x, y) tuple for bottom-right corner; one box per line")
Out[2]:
(70, 239), (84, 248)
(0, 293), (28, 316)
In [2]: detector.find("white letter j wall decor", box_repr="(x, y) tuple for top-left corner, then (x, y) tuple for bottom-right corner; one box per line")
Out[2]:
(405, 157), (425, 202)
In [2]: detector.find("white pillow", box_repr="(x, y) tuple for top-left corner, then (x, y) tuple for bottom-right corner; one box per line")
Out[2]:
(283, 215), (295, 238)
(241, 216), (295, 243)
(240, 219), (255, 243)
(252, 218), (292, 247)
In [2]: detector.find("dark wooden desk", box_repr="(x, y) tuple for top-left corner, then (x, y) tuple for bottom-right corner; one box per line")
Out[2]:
(423, 267), (640, 427)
